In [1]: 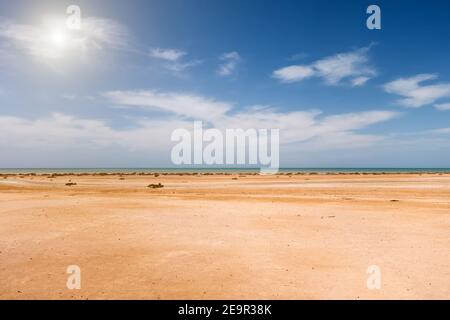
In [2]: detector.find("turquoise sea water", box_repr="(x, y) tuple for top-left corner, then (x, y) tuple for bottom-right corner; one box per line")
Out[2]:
(1, 168), (450, 174)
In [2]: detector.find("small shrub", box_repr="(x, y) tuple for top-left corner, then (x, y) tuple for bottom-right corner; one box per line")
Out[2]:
(147, 183), (164, 189)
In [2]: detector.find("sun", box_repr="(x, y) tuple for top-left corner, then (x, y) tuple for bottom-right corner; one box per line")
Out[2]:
(41, 26), (71, 60)
(39, 17), (85, 61)
(49, 29), (67, 48)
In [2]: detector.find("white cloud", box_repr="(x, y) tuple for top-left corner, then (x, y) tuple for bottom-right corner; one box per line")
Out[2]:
(217, 51), (241, 77)
(13, 107), (450, 168)
(104, 90), (232, 121)
(105, 89), (399, 148)
(316, 110), (398, 134)
(0, 113), (193, 167)
(0, 88), (401, 167)
(149, 47), (201, 74)
(384, 74), (450, 108)
(0, 108), (398, 156)
(272, 65), (315, 83)
(228, 109), (398, 146)
(351, 76), (371, 87)
(149, 48), (186, 61)
(0, 113), (194, 152)
(273, 46), (376, 86)
(434, 103), (450, 111)
(0, 113), (114, 149)
(164, 59), (202, 73)
(428, 127), (450, 134)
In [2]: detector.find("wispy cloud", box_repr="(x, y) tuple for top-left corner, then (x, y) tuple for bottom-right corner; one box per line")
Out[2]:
(149, 47), (201, 74)
(428, 127), (450, 134)
(217, 51), (241, 77)
(104, 90), (232, 121)
(273, 46), (376, 86)
(272, 65), (315, 83)
(164, 59), (202, 73)
(351, 76), (371, 87)
(149, 48), (186, 61)
(384, 74), (450, 108)
(434, 103), (450, 111)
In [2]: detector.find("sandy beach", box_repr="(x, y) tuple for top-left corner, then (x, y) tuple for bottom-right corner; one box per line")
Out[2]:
(0, 172), (449, 299)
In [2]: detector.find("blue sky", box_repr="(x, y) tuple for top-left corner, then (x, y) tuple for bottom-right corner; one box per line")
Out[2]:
(0, 0), (450, 168)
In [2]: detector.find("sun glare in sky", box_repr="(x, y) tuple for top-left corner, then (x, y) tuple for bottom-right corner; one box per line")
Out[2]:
(49, 29), (67, 48)
(40, 18), (75, 60)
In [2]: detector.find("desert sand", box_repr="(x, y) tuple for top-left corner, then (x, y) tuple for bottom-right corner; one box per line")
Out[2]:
(0, 172), (449, 299)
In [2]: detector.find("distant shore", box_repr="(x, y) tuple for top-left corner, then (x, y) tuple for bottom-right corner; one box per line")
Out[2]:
(1, 168), (450, 175)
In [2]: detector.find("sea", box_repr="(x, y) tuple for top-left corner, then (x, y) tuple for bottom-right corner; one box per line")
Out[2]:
(0, 168), (450, 174)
